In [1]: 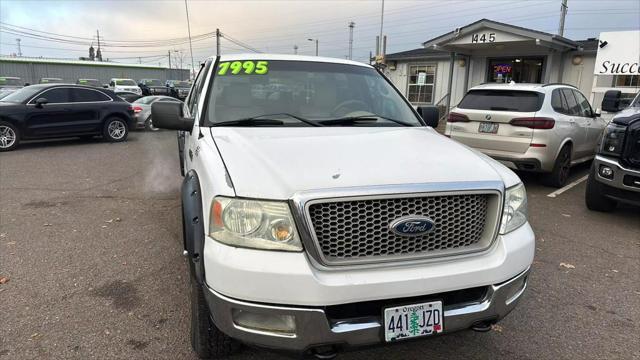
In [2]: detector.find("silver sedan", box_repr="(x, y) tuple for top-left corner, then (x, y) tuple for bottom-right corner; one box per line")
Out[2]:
(131, 96), (183, 131)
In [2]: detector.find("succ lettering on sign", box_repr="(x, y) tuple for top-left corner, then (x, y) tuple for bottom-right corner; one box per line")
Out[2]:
(218, 61), (269, 75)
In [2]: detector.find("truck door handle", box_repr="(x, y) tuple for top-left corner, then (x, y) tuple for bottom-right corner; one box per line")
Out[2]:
(188, 149), (193, 161)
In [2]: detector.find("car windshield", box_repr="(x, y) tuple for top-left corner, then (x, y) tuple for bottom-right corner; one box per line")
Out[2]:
(115, 79), (136, 86)
(78, 79), (101, 87)
(458, 90), (544, 112)
(175, 81), (190, 87)
(630, 92), (640, 107)
(144, 79), (163, 86)
(0, 86), (44, 103)
(0, 89), (16, 99)
(0, 77), (21, 86)
(206, 60), (421, 127)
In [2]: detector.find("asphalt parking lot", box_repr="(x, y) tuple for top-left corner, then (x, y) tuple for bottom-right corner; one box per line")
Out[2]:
(1, 131), (638, 360)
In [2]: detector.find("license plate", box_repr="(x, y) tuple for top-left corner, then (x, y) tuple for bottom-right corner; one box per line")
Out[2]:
(479, 122), (499, 134)
(384, 301), (443, 342)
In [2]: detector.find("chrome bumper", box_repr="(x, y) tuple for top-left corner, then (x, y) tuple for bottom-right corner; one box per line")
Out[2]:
(594, 155), (640, 193)
(204, 267), (530, 352)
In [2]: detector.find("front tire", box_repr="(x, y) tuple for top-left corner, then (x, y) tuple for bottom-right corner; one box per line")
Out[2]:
(145, 116), (160, 131)
(542, 144), (571, 188)
(0, 121), (19, 152)
(103, 117), (128, 142)
(189, 272), (240, 359)
(585, 166), (616, 212)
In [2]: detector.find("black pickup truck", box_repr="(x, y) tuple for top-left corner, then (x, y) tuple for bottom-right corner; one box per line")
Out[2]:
(138, 79), (170, 96)
(585, 91), (640, 211)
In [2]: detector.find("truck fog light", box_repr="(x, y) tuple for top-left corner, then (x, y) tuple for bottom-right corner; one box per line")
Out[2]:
(232, 309), (296, 336)
(599, 165), (614, 179)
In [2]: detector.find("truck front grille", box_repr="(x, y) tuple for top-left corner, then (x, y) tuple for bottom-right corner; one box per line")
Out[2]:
(623, 121), (640, 169)
(307, 193), (497, 265)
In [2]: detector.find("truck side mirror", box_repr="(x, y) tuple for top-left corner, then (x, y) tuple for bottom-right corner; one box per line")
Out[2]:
(417, 106), (440, 128)
(601, 90), (622, 112)
(151, 101), (194, 131)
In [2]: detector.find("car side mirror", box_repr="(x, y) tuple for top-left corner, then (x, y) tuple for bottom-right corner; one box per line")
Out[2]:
(35, 98), (48, 108)
(417, 106), (440, 128)
(151, 101), (194, 131)
(593, 108), (601, 117)
(601, 90), (622, 112)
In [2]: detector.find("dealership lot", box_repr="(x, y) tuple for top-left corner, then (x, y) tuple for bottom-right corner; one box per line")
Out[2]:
(0, 132), (638, 359)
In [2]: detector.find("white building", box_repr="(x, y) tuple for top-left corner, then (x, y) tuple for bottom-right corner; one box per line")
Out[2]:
(384, 19), (639, 112)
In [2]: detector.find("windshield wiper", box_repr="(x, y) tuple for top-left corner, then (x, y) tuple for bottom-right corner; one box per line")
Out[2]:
(212, 113), (322, 127)
(319, 114), (413, 127)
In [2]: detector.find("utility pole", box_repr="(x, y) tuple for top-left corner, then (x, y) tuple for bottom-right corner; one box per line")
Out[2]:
(293, 45), (298, 55)
(308, 38), (318, 56)
(558, 0), (568, 36)
(96, 30), (102, 61)
(16, 38), (22, 57)
(184, 0), (195, 79)
(379, 0), (385, 56)
(216, 28), (221, 56)
(348, 22), (355, 60)
(168, 50), (172, 69)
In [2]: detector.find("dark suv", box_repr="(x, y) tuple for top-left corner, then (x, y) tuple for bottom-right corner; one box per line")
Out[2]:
(0, 84), (134, 151)
(138, 79), (170, 96)
(585, 91), (640, 211)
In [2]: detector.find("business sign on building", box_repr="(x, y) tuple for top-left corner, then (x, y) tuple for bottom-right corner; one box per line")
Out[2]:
(594, 31), (640, 75)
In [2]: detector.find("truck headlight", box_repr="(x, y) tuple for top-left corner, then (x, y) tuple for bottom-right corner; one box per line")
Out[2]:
(209, 197), (302, 251)
(600, 123), (627, 157)
(500, 183), (527, 234)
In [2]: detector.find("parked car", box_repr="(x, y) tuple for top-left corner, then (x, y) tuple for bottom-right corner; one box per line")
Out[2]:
(138, 79), (170, 96)
(0, 76), (23, 90)
(0, 84), (134, 151)
(445, 83), (607, 187)
(108, 78), (142, 95)
(166, 79), (191, 100)
(114, 91), (143, 103)
(39, 77), (64, 84)
(585, 90), (640, 211)
(130, 95), (182, 131)
(76, 78), (102, 88)
(151, 54), (534, 358)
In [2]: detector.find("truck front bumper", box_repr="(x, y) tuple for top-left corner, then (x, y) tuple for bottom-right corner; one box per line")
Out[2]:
(593, 155), (640, 205)
(204, 267), (530, 353)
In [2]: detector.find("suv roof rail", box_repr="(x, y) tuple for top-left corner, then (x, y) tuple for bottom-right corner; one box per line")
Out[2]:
(541, 83), (578, 89)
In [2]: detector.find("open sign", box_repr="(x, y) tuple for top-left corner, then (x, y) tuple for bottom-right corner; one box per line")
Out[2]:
(493, 64), (512, 74)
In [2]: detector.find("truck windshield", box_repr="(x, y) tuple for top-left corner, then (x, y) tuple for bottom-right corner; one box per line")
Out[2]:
(0, 77), (21, 86)
(144, 79), (163, 86)
(115, 80), (136, 86)
(206, 60), (422, 127)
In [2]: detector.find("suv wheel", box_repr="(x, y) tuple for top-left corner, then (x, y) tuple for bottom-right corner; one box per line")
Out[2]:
(103, 117), (129, 142)
(0, 121), (19, 152)
(542, 144), (571, 188)
(585, 165), (616, 212)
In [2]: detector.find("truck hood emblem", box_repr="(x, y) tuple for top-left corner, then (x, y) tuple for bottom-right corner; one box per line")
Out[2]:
(389, 216), (435, 237)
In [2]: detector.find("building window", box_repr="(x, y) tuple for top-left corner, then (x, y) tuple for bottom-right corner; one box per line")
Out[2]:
(407, 65), (435, 103)
(487, 57), (544, 83)
(615, 75), (639, 87)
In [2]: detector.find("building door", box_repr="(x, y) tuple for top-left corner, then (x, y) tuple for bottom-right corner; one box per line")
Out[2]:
(487, 57), (544, 83)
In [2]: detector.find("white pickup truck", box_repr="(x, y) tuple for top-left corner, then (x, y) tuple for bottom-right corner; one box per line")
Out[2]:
(152, 54), (535, 359)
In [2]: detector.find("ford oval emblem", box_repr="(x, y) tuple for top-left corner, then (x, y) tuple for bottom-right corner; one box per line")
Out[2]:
(389, 216), (435, 237)
(485, 114), (492, 120)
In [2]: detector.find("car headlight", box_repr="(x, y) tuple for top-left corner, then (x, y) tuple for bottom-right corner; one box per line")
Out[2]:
(599, 123), (627, 157)
(500, 183), (528, 234)
(209, 197), (302, 251)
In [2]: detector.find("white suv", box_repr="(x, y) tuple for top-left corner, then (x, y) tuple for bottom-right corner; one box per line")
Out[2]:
(445, 83), (606, 187)
(108, 78), (141, 95)
(152, 54), (534, 359)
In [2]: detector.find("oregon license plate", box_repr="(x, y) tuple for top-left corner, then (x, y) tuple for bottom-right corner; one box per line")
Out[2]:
(383, 301), (443, 342)
(479, 122), (499, 134)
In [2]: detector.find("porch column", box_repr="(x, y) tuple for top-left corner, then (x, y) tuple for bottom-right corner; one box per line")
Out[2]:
(445, 52), (455, 116)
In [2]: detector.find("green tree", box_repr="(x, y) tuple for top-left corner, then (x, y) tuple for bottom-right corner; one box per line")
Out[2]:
(409, 311), (420, 336)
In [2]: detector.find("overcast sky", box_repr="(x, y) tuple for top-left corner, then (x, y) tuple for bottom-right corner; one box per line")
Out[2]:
(1, 0), (639, 68)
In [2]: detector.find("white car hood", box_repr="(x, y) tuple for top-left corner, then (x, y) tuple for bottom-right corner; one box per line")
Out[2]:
(210, 127), (515, 199)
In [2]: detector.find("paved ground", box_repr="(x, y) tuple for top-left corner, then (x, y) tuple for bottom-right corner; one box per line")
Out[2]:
(1, 131), (638, 360)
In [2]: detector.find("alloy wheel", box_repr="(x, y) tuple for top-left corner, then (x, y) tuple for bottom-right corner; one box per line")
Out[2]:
(0, 125), (16, 149)
(108, 120), (126, 140)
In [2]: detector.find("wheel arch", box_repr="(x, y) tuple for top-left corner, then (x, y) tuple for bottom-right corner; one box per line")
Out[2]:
(182, 169), (206, 284)
(556, 138), (574, 159)
(103, 111), (133, 128)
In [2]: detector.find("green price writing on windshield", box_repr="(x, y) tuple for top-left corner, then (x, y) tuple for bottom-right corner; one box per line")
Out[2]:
(218, 61), (268, 75)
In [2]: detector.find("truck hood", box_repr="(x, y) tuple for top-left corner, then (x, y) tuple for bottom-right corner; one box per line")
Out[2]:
(210, 127), (517, 199)
(612, 107), (640, 126)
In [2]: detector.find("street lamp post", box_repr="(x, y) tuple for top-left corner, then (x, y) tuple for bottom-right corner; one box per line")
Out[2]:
(307, 38), (318, 56)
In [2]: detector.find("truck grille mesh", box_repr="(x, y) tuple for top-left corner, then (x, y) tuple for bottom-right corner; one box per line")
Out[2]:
(308, 194), (489, 262)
